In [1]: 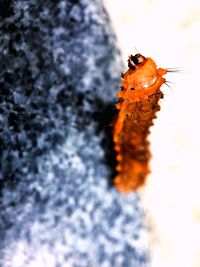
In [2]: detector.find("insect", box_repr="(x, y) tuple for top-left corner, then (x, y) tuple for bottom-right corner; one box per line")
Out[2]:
(113, 53), (168, 192)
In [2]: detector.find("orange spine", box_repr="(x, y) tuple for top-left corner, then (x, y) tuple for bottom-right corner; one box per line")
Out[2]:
(113, 53), (167, 192)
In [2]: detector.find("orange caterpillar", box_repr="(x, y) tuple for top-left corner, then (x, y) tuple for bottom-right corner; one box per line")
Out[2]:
(113, 53), (167, 192)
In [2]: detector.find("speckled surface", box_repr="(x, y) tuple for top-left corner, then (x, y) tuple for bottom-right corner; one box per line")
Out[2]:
(0, 1), (150, 266)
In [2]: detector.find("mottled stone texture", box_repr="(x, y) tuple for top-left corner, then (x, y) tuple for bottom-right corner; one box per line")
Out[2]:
(0, 1), (150, 266)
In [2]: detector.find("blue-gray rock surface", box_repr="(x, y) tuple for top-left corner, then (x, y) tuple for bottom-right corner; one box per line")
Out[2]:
(0, 1), (150, 266)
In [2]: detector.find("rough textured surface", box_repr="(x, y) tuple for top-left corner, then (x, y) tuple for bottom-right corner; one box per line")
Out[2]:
(0, 1), (150, 266)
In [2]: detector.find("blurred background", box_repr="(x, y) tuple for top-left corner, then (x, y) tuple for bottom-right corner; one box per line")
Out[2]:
(104, 0), (200, 266)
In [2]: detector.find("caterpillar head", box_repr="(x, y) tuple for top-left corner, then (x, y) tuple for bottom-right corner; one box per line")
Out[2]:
(128, 53), (146, 70)
(119, 53), (167, 99)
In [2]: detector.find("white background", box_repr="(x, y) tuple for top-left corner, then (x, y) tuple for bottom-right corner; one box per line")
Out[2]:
(104, 0), (200, 266)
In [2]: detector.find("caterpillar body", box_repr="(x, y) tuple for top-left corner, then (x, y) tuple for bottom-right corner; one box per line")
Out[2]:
(113, 53), (167, 192)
